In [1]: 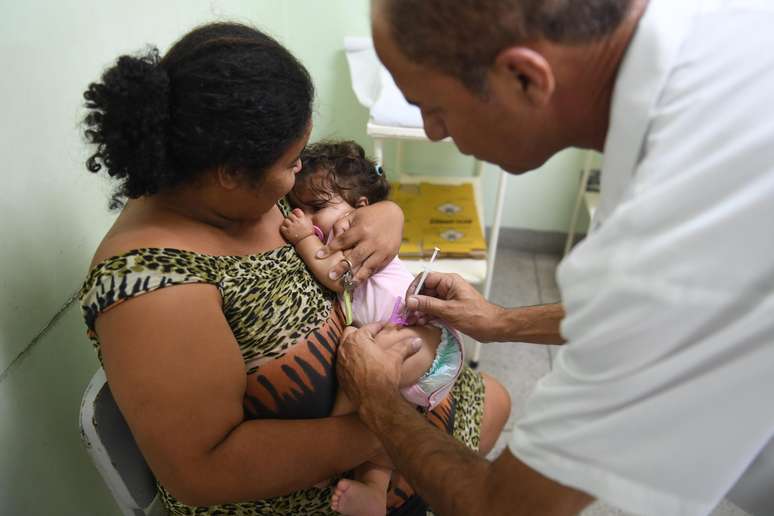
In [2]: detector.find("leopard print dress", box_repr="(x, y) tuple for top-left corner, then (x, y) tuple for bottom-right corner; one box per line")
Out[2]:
(79, 202), (485, 516)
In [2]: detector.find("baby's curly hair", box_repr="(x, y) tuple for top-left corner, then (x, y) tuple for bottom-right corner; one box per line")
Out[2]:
(298, 141), (390, 206)
(82, 22), (314, 206)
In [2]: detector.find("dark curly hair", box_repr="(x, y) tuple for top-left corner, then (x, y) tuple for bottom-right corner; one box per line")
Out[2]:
(380, 0), (635, 94)
(297, 141), (389, 207)
(83, 22), (314, 204)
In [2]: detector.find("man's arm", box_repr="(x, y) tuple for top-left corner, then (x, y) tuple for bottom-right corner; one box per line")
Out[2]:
(364, 395), (591, 515)
(492, 303), (566, 344)
(405, 272), (566, 344)
(336, 326), (591, 516)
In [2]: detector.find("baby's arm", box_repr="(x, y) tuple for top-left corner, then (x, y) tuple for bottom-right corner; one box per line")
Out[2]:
(280, 209), (346, 293)
(331, 324), (441, 415)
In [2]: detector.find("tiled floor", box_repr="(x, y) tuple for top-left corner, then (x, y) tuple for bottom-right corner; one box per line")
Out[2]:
(473, 249), (749, 516)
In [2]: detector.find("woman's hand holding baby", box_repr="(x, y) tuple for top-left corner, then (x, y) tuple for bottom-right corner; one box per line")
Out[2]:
(318, 201), (404, 284)
(280, 208), (315, 244)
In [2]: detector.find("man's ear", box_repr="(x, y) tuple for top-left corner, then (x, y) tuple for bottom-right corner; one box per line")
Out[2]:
(216, 166), (242, 190)
(492, 46), (555, 107)
(355, 196), (369, 208)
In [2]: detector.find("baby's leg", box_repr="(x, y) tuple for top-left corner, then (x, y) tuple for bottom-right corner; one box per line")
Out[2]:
(394, 324), (441, 388)
(331, 463), (391, 516)
(330, 324), (441, 417)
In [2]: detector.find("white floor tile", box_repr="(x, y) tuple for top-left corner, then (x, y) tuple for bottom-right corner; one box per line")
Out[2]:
(579, 499), (749, 516)
(476, 341), (550, 430)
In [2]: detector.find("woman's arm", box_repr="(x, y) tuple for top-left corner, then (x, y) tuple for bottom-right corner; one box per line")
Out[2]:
(96, 283), (380, 507)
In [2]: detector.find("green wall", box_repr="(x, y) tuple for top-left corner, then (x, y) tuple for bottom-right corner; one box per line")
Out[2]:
(0, 1), (584, 513)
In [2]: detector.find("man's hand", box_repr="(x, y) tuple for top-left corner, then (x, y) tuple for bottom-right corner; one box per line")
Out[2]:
(316, 201), (403, 284)
(336, 323), (422, 411)
(405, 272), (505, 343)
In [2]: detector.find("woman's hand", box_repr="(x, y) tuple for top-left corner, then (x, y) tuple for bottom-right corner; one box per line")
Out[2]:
(405, 272), (505, 343)
(315, 201), (403, 284)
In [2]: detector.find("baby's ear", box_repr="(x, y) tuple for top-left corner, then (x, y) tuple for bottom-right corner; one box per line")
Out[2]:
(355, 196), (369, 208)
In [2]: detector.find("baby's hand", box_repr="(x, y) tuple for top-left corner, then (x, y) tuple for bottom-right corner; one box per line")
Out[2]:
(281, 208), (315, 244)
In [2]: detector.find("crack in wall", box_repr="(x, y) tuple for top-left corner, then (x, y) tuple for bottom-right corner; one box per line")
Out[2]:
(0, 292), (78, 384)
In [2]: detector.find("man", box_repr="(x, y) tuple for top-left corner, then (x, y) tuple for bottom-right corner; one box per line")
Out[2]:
(332, 0), (774, 514)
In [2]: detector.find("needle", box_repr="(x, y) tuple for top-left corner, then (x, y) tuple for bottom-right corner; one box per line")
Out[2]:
(412, 247), (440, 297)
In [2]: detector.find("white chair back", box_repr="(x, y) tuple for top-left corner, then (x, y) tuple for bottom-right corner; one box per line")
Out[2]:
(79, 368), (166, 516)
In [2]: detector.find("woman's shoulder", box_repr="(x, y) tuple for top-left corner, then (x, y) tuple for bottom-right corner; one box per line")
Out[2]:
(80, 198), (297, 332)
(90, 196), (292, 266)
(88, 222), (222, 281)
(93, 227), (186, 261)
(81, 223), (224, 325)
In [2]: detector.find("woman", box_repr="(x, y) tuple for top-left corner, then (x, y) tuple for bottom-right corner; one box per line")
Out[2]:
(79, 22), (510, 515)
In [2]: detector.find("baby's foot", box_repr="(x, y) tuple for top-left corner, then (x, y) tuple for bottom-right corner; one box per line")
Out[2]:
(330, 478), (386, 516)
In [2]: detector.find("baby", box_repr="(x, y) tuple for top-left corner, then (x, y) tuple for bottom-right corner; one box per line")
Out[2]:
(280, 141), (463, 516)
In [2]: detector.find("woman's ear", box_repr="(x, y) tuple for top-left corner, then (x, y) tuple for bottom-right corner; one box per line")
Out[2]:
(216, 166), (241, 190)
(491, 46), (555, 107)
(355, 196), (369, 208)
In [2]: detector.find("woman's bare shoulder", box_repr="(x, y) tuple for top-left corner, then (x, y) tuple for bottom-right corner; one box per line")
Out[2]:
(90, 209), (194, 268)
(89, 199), (286, 268)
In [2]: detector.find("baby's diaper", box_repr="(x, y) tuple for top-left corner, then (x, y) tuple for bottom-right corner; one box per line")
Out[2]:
(400, 324), (464, 411)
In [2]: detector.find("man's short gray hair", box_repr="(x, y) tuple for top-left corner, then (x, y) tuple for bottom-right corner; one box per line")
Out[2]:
(380, 0), (635, 93)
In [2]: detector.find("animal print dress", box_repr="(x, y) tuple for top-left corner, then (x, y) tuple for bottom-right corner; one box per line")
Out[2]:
(79, 201), (485, 516)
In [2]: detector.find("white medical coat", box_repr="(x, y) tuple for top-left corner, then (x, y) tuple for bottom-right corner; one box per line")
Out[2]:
(509, 1), (774, 514)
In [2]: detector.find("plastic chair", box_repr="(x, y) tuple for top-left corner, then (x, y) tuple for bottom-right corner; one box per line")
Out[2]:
(79, 368), (167, 516)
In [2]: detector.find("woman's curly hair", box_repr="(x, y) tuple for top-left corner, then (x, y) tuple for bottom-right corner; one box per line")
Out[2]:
(83, 22), (314, 204)
(298, 141), (390, 207)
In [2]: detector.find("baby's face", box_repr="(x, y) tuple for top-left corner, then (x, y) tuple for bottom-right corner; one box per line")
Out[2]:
(289, 180), (354, 236)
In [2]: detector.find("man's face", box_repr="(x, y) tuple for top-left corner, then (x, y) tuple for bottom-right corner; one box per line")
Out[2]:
(371, 15), (560, 174)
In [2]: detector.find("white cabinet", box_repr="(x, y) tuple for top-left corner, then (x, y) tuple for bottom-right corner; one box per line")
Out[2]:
(367, 122), (508, 367)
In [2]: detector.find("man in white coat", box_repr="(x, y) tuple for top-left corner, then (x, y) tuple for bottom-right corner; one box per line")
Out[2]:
(332, 0), (774, 514)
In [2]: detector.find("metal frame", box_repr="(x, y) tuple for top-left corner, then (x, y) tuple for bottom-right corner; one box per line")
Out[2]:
(368, 123), (508, 368)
